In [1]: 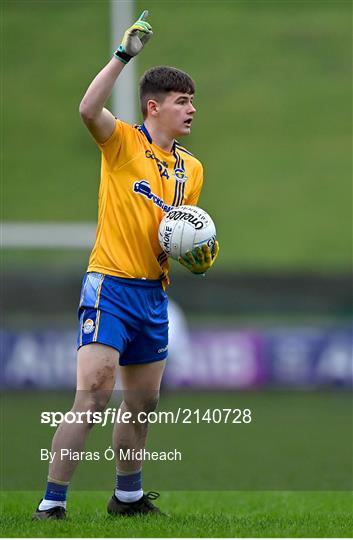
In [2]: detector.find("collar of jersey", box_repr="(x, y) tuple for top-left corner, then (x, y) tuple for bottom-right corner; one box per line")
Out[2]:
(140, 123), (176, 155)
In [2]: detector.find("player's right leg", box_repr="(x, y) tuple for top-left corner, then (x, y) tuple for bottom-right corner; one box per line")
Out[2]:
(33, 343), (119, 520)
(108, 359), (166, 515)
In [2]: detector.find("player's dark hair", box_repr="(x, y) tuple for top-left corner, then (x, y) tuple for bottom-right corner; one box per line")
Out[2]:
(139, 66), (195, 118)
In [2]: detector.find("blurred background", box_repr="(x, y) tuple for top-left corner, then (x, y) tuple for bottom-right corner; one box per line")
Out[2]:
(1, 0), (352, 490)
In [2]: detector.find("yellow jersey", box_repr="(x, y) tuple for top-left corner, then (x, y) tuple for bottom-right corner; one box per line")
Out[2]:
(87, 120), (203, 286)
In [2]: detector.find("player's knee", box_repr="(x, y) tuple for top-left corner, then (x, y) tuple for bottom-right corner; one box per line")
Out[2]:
(73, 390), (111, 417)
(124, 392), (160, 416)
(141, 393), (160, 414)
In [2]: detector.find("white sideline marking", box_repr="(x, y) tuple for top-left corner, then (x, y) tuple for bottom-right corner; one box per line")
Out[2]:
(1, 222), (96, 248)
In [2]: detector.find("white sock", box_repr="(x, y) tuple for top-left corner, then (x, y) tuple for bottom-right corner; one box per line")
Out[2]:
(38, 499), (67, 511)
(115, 488), (143, 503)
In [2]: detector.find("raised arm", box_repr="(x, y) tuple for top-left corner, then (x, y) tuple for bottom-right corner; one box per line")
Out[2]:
(79, 59), (124, 143)
(79, 10), (153, 143)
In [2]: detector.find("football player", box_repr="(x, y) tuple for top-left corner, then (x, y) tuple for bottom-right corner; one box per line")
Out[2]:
(34, 10), (218, 519)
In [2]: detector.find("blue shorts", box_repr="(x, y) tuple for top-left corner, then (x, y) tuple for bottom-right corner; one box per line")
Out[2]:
(77, 273), (169, 365)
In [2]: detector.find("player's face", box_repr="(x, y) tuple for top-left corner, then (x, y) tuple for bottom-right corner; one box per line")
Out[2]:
(157, 92), (196, 137)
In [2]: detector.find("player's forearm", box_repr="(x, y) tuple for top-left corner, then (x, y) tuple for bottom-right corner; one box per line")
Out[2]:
(80, 10), (152, 122)
(79, 57), (125, 121)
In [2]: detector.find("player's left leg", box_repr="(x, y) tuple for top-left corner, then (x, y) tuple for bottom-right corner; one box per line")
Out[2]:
(108, 359), (166, 515)
(33, 343), (119, 520)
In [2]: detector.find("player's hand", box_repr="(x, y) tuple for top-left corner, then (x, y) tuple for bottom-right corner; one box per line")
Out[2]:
(114, 10), (153, 64)
(178, 241), (219, 275)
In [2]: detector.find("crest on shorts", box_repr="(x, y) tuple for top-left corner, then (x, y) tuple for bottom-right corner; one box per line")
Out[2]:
(83, 318), (95, 334)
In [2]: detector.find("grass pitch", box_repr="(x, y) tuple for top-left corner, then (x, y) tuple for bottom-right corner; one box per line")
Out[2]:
(1, 490), (352, 537)
(1, 391), (352, 536)
(3, 391), (351, 492)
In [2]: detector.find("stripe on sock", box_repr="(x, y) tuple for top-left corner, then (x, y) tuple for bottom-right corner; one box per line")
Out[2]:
(38, 499), (66, 511)
(115, 489), (143, 503)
